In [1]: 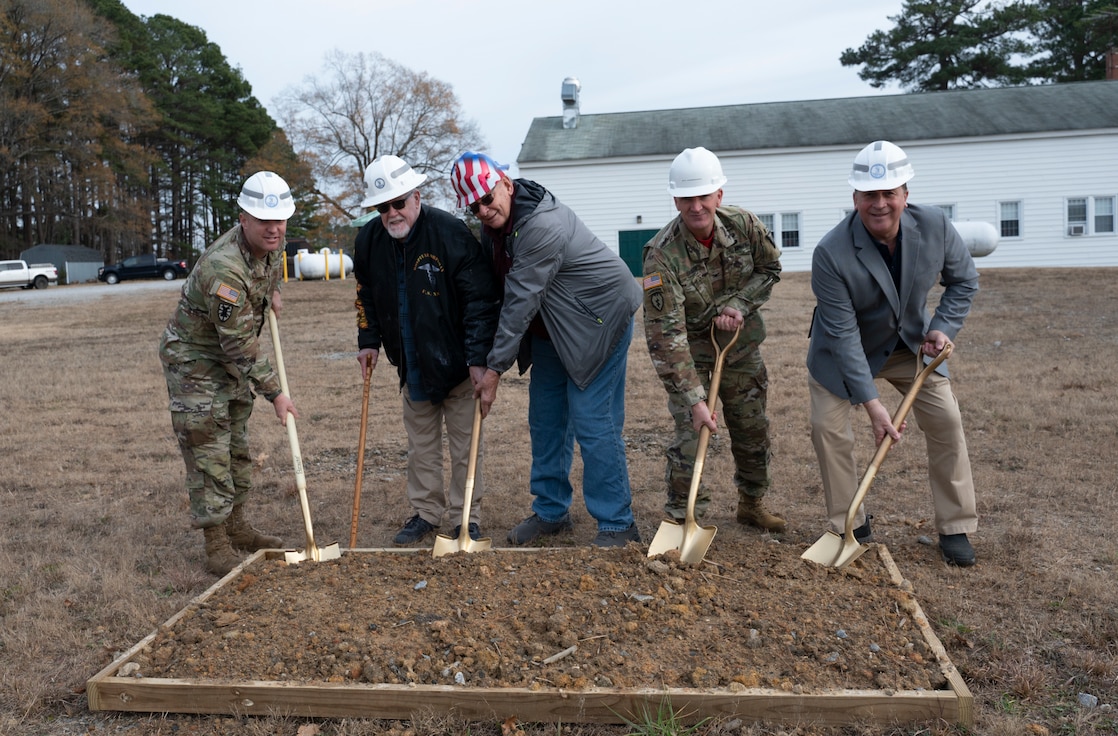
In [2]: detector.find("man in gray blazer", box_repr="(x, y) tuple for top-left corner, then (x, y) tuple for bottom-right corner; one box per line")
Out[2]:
(806, 140), (979, 566)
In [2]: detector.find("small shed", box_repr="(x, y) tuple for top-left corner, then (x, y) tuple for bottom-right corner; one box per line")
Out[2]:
(20, 244), (104, 284)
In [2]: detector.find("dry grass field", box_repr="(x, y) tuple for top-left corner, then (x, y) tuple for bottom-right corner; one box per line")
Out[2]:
(1, 267), (1116, 736)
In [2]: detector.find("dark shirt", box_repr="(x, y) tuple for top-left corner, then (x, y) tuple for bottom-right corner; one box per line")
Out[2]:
(872, 231), (908, 354)
(395, 230), (429, 402)
(872, 231), (903, 292)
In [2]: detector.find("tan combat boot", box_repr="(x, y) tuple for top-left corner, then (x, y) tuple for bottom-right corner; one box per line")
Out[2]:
(225, 503), (283, 552)
(203, 524), (243, 576)
(736, 497), (787, 533)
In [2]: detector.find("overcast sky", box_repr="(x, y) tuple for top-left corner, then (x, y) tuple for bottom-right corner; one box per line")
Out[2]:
(120, 0), (905, 170)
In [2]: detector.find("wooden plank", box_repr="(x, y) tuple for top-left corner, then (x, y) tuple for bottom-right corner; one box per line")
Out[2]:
(877, 546), (974, 726)
(88, 546), (972, 728)
(88, 678), (966, 726)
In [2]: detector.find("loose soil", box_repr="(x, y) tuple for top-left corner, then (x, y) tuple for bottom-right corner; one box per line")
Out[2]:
(129, 540), (948, 696)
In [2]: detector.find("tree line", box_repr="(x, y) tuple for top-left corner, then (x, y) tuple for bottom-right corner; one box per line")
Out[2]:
(842, 0), (1118, 90)
(1, 0), (1115, 264)
(0, 0), (481, 263)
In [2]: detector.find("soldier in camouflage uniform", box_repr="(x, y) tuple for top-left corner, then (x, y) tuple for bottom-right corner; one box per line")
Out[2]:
(159, 171), (299, 576)
(642, 148), (786, 532)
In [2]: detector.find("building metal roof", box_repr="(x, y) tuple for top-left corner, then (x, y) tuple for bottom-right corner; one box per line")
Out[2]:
(517, 81), (1118, 164)
(20, 243), (104, 262)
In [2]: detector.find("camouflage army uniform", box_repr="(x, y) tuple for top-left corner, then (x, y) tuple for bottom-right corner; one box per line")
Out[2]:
(159, 224), (283, 528)
(642, 206), (782, 519)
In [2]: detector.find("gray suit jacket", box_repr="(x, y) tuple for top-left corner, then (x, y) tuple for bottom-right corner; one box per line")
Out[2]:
(806, 204), (978, 405)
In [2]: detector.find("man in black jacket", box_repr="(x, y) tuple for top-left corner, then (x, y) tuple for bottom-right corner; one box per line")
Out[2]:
(354, 155), (500, 546)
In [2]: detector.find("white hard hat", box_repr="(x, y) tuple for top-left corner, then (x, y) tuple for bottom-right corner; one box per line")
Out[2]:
(237, 171), (296, 220)
(667, 147), (727, 198)
(848, 140), (915, 192)
(361, 155), (428, 208)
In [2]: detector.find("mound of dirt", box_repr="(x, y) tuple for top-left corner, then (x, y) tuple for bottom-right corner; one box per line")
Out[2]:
(130, 540), (948, 695)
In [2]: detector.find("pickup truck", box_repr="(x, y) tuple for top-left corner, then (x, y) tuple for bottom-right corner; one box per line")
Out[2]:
(98, 253), (190, 284)
(0, 260), (59, 290)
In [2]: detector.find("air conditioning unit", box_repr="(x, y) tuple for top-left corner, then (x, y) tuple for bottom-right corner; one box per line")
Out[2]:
(1068, 223), (1086, 236)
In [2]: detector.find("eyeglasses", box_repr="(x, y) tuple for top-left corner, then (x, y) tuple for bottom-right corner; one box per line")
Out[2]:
(468, 190), (497, 215)
(376, 195), (412, 214)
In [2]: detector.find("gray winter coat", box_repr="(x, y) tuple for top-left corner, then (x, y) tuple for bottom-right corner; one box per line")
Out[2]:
(484, 179), (641, 389)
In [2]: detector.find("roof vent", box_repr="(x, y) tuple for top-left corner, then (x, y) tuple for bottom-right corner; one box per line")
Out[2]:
(561, 76), (581, 129)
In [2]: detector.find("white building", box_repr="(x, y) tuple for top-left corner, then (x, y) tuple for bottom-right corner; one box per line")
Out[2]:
(516, 80), (1118, 273)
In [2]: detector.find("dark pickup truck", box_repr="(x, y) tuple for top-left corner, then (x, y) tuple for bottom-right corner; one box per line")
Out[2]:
(98, 253), (190, 284)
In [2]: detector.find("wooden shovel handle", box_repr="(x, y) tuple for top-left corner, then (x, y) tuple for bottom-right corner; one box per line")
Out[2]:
(683, 324), (742, 522)
(349, 364), (372, 549)
(267, 309), (322, 555)
(840, 343), (954, 544)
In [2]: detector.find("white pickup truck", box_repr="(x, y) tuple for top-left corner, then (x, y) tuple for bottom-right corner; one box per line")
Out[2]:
(0, 260), (59, 290)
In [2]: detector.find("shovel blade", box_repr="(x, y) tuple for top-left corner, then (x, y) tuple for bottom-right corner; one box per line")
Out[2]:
(800, 530), (868, 568)
(646, 519), (685, 558)
(283, 549), (308, 564)
(432, 533), (493, 558)
(313, 542), (342, 561)
(647, 519), (717, 564)
(679, 525), (717, 565)
(284, 541), (341, 565)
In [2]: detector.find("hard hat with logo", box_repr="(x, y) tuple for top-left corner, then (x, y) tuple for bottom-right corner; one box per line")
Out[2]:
(361, 155), (428, 208)
(848, 140), (915, 191)
(667, 147), (727, 198)
(238, 171), (296, 220)
(451, 151), (508, 208)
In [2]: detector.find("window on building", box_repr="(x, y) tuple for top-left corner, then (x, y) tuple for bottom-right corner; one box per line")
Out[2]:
(1066, 196), (1116, 235)
(781, 213), (801, 248)
(1067, 198), (1088, 236)
(1096, 197), (1116, 233)
(999, 201), (1021, 238)
(756, 213), (801, 248)
(937, 204), (956, 220)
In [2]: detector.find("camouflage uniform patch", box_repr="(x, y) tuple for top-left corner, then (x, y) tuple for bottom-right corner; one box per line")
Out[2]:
(643, 271), (670, 317)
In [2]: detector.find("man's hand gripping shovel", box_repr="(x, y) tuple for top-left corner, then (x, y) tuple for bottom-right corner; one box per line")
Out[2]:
(267, 309), (341, 564)
(647, 323), (740, 564)
(801, 343), (952, 568)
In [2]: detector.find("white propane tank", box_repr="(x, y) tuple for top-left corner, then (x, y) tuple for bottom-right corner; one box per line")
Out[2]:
(294, 248), (354, 280)
(951, 221), (999, 258)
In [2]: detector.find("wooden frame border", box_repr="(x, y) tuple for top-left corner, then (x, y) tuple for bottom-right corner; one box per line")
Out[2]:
(87, 546), (972, 727)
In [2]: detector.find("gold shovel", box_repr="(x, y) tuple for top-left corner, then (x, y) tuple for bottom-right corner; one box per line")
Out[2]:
(432, 398), (492, 557)
(267, 309), (341, 564)
(801, 343), (953, 568)
(647, 323), (741, 564)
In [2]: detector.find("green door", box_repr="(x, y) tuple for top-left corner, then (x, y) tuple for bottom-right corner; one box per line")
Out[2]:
(618, 229), (660, 277)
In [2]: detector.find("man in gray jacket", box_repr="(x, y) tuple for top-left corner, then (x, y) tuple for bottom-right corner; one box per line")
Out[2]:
(450, 151), (642, 548)
(807, 141), (979, 566)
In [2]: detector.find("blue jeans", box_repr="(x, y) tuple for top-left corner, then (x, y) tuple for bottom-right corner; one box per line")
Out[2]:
(527, 319), (635, 532)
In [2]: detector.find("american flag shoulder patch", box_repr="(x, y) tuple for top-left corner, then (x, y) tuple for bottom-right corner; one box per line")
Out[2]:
(642, 272), (662, 290)
(216, 283), (241, 303)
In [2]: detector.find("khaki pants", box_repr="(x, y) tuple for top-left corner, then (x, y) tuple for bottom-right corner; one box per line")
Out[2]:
(809, 350), (977, 536)
(401, 378), (482, 528)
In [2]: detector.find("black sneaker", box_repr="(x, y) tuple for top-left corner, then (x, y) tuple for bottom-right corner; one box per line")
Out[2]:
(939, 533), (976, 567)
(507, 513), (573, 545)
(592, 523), (641, 548)
(853, 514), (874, 543)
(452, 523), (481, 541)
(393, 515), (436, 545)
